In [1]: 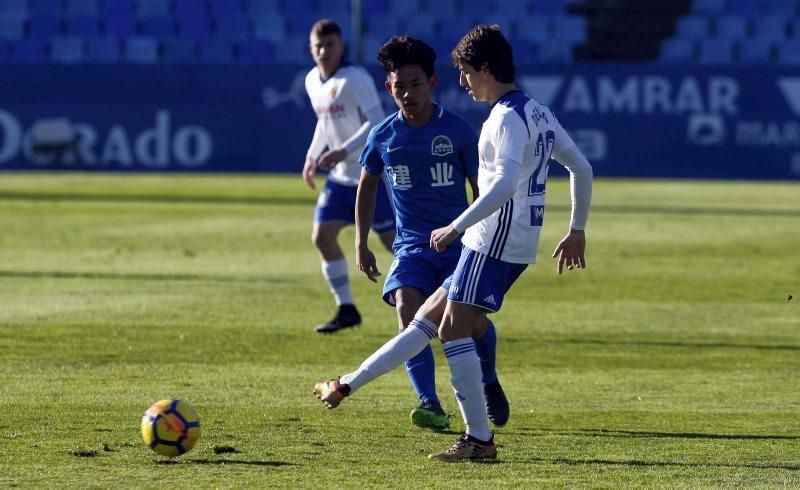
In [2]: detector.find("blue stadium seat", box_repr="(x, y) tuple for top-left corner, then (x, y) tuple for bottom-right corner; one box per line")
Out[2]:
(552, 15), (587, 43)
(675, 16), (710, 40)
(162, 39), (197, 63)
(174, 0), (207, 18)
(140, 16), (174, 37)
(237, 38), (271, 63)
(532, 0), (565, 15)
(714, 15), (748, 40)
(427, 36), (460, 59)
(252, 14), (285, 41)
(137, 0), (170, 18)
(210, 0), (246, 16)
(100, 0), (134, 15)
(198, 39), (234, 62)
(509, 38), (535, 63)
(535, 42), (572, 63)
(438, 16), (477, 40)
(284, 13), (317, 36)
(0, 0), (28, 20)
(363, 16), (399, 36)
(697, 38), (733, 64)
(248, 0), (281, 17)
(429, 0), (459, 15)
(361, 35), (387, 56)
(64, 0), (98, 17)
(281, 0), (317, 15)
(727, 0), (762, 17)
(11, 39), (48, 63)
(321, 0), (350, 17)
(66, 16), (101, 38)
(0, 19), (25, 40)
(214, 15), (250, 39)
(84, 37), (121, 62)
(514, 16), (550, 42)
(103, 13), (137, 37)
(387, 0), (424, 15)
(177, 16), (211, 40)
(691, 0), (725, 16)
(29, 0), (63, 15)
(494, 0), (532, 15)
(400, 15), (436, 38)
(776, 40), (800, 64)
(791, 19), (800, 38)
(660, 37), (694, 62)
(50, 37), (84, 63)
(737, 38), (773, 63)
(124, 36), (159, 63)
(271, 36), (308, 62)
(761, 0), (798, 16)
(363, 0), (388, 15)
(0, 40), (10, 62)
(752, 16), (788, 42)
(27, 14), (62, 39)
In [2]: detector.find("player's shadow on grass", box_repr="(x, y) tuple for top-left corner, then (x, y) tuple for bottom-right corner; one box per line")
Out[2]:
(157, 458), (296, 467)
(523, 456), (800, 471)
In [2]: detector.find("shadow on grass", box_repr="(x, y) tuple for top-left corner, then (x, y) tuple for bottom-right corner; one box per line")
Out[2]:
(0, 270), (292, 285)
(515, 428), (800, 441)
(547, 338), (800, 352)
(525, 456), (800, 471)
(157, 458), (296, 467)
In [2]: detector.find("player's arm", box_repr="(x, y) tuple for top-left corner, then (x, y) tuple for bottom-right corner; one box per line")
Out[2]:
(355, 169), (382, 282)
(303, 119), (326, 189)
(550, 122), (593, 274)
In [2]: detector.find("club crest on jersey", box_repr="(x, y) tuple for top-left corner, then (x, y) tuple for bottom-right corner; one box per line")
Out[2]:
(431, 135), (453, 156)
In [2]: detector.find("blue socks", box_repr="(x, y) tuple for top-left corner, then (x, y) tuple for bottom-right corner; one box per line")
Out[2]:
(474, 319), (498, 385)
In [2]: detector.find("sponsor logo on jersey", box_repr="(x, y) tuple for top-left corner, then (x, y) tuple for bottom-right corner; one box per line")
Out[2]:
(431, 135), (454, 156)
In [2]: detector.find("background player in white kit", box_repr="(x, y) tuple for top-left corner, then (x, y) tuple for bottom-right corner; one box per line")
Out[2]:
(314, 24), (593, 461)
(303, 19), (396, 333)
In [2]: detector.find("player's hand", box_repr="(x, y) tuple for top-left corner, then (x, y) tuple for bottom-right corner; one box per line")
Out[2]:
(302, 157), (317, 190)
(430, 225), (459, 252)
(356, 245), (381, 282)
(318, 148), (348, 170)
(552, 228), (586, 275)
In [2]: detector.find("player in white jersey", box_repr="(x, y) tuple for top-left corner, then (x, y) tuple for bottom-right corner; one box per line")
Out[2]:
(313, 25), (592, 461)
(302, 19), (396, 334)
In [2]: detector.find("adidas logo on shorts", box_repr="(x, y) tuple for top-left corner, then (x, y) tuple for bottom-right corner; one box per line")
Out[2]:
(483, 295), (496, 305)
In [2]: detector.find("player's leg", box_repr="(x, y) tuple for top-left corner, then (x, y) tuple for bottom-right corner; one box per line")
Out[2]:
(311, 180), (361, 334)
(395, 287), (449, 430)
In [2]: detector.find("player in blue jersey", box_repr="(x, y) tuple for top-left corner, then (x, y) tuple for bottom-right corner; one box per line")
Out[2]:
(314, 25), (593, 461)
(303, 19), (396, 334)
(351, 36), (508, 430)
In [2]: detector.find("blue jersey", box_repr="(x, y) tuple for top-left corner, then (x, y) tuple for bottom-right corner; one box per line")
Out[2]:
(360, 104), (479, 253)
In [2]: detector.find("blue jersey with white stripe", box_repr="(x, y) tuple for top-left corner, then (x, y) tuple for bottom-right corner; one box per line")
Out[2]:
(360, 104), (479, 254)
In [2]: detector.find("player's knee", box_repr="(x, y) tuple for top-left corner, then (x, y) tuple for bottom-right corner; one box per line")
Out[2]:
(311, 228), (333, 251)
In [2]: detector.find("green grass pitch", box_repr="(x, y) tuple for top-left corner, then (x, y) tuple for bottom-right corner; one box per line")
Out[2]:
(0, 173), (798, 487)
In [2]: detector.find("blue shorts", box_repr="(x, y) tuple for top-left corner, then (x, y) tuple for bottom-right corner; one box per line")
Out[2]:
(443, 247), (528, 313)
(314, 178), (395, 234)
(382, 245), (461, 306)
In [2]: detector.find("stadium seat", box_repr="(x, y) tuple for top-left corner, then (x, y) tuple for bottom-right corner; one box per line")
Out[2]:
(509, 38), (536, 63)
(430, 0), (459, 15)
(727, 0), (762, 17)
(103, 13), (137, 38)
(776, 40), (800, 64)
(84, 37), (122, 62)
(137, 0), (170, 18)
(321, 0), (350, 17)
(675, 16), (710, 40)
(64, 0), (98, 18)
(532, 0), (566, 15)
(0, 0), (28, 20)
(714, 15), (748, 41)
(214, 15), (250, 39)
(66, 16), (101, 38)
(494, 0), (532, 15)
(0, 19), (25, 41)
(514, 16), (550, 42)
(697, 39), (733, 64)
(387, 0), (425, 16)
(29, 0), (63, 16)
(660, 37), (694, 62)
(363, 16), (399, 37)
(140, 16), (175, 37)
(100, 0), (134, 16)
(248, 0), (281, 17)
(124, 37), (159, 63)
(737, 38), (773, 64)
(174, 0), (207, 18)
(281, 0), (317, 15)
(761, 0), (798, 16)
(162, 39), (197, 63)
(552, 16), (587, 43)
(0, 40), (10, 62)
(363, 0), (389, 15)
(400, 15), (436, 38)
(271, 36), (308, 62)
(237, 38), (271, 63)
(284, 13), (317, 36)
(691, 0), (725, 16)
(27, 14), (63, 39)
(10, 39), (48, 63)
(439, 17), (477, 41)
(252, 15), (286, 41)
(177, 16), (212, 40)
(791, 19), (800, 38)
(535, 42), (572, 63)
(50, 37), (84, 63)
(751, 16), (788, 42)
(210, 0), (246, 17)
(197, 39), (234, 62)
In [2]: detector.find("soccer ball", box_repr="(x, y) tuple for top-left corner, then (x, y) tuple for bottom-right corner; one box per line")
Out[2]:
(140, 399), (201, 457)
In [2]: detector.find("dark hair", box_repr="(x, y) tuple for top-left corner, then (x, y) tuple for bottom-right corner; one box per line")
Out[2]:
(451, 24), (515, 83)
(377, 36), (436, 77)
(310, 18), (342, 37)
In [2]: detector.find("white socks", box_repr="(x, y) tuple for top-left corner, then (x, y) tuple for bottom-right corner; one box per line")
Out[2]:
(340, 316), (437, 393)
(321, 258), (354, 306)
(443, 338), (492, 442)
